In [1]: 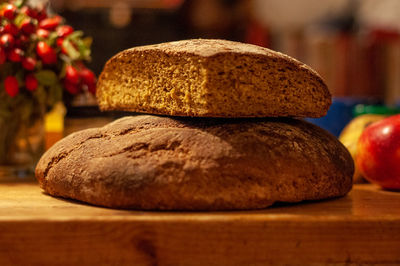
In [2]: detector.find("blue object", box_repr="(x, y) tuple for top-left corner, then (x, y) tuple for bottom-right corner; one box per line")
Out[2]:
(306, 97), (380, 137)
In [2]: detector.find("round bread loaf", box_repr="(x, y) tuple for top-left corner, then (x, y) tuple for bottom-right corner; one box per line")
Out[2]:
(35, 115), (353, 210)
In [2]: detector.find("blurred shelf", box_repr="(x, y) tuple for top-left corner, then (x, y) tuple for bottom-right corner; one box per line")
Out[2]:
(59, 0), (183, 9)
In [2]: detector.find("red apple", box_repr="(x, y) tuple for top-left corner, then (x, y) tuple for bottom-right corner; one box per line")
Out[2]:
(357, 114), (400, 190)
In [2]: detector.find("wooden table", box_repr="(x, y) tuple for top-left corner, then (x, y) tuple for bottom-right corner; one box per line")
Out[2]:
(0, 178), (399, 265)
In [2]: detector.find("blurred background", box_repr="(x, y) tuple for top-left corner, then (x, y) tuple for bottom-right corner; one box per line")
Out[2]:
(46, 0), (400, 136)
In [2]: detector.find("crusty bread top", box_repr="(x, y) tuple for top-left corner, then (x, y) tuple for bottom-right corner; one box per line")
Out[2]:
(124, 39), (324, 79)
(134, 39), (284, 56)
(35, 115), (353, 210)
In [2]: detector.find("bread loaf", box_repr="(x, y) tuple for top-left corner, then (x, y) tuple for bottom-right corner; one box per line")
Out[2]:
(35, 115), (353, 210)
(97, 39), (331, 118)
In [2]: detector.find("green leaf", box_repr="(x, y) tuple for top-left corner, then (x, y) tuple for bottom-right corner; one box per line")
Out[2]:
(35, 70), (58, 86)
(76, 39), (91, 61)
(59, 62), (68, 79)
(14, 13), (28, 27)
(47, 32), (58, 47)
(47, 84), (63, 107)
(66, 31), (83, 41)
(83, 37), (93, 48)
(62, 39), (80, 60)
(14, 0), (25, 8)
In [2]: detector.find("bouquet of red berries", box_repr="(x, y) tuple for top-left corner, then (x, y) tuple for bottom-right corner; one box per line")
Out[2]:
(0, 0), (96, 165)
(0, 0), (96, 112)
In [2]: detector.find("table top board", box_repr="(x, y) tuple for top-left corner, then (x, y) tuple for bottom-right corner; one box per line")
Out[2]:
(1, 178), (400, 265)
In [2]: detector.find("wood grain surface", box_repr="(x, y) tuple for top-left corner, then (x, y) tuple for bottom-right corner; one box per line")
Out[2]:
(0, 178), (400, 266)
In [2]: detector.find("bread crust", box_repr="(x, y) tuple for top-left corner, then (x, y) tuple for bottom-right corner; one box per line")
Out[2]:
(97, 39), (331, 118)
(35, 115), (353, 210)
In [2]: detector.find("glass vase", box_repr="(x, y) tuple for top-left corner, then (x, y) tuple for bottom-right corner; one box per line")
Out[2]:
(0, 105), (45, 179)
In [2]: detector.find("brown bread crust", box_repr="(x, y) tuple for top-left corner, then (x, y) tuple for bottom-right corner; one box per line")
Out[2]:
(96, 39), (331, 118)
(35, 115), (353, 210)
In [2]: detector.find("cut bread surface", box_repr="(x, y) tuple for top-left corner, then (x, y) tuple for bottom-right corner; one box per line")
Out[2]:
(97, 39), (331, 118)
